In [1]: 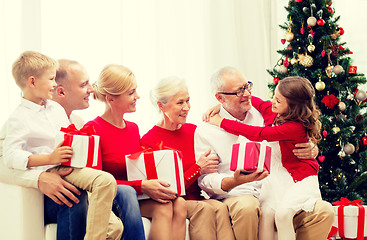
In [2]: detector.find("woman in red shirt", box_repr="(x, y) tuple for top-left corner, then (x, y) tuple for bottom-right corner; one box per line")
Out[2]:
(140, 76), (235, 240)
(85, 65), (187, 240)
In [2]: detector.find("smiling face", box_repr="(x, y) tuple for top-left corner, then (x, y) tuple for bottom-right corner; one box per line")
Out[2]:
(216, 71), (252, 121)
(31, 67), (57, 103)
(110, 80), (140, 114)
(159, 88), (190, 127)
(271, 86), (289, 115)
(63, 63), (94, 111)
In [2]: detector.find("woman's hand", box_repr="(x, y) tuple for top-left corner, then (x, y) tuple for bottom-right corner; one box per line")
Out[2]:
(202, 104), (221, 122)
(141, 179), (177, 203)
(196, 149), (219, 174)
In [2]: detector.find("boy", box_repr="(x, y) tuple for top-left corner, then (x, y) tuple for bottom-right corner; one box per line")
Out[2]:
(2, 51), (121, 240)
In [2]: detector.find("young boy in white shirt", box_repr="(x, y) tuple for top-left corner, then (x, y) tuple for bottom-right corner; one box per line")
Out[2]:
(2, 51), (122, 240)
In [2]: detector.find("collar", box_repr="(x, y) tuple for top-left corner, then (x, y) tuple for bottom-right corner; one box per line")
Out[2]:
(219, 105), (255, 124)
(20, 98), (51, 112)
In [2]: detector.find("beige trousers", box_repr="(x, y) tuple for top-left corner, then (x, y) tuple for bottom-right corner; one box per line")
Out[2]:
(293, 200), (335, 240)
(51, 166), (122, 240)
(222, 195), (260, 240)
(186, 199), (235, 240)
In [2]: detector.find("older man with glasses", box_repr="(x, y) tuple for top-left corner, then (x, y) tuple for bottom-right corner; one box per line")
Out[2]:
(194, 66), (334, 240)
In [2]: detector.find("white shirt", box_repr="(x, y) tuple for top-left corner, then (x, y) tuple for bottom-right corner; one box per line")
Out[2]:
(194, 105), (265, 199)
(2, 98), (69, 171)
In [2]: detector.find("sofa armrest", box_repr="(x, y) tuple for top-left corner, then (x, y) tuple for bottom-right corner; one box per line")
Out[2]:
(0, 182), (44, 240)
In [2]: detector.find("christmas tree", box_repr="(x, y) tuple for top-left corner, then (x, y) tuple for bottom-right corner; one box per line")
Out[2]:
(267, 0), (367, 202)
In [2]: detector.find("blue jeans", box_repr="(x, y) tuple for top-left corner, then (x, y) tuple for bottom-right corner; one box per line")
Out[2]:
(113, 185), (145, 240)
(44, 189), (88, 240)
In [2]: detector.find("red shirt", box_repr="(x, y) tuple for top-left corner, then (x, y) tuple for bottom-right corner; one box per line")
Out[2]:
(85, 117), (143, 194)
(140, 124), (202, 200)
(220, 96), (319, 182)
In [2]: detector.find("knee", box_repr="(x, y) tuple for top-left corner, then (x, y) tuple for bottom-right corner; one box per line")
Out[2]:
(152, 201), (174, 220)
(173, 197), (187, 220)
(116, 184), (138, 201)
(315, 200), (335, 224)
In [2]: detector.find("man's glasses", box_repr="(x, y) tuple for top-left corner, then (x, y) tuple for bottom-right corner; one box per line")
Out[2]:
(217, 81), (253, 97)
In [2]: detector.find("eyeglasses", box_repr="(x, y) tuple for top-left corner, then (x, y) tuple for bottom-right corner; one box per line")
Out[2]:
(217, 81), (253, 97)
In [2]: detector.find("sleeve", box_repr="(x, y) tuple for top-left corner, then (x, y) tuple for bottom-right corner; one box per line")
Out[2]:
(194, 126), (229, 196)
(0, 125), (42, 188)
(251, 96), (276, 125)
(116, 179), (143, 195)
(220, 119), (305, 142)
(2, 118), (32, 170)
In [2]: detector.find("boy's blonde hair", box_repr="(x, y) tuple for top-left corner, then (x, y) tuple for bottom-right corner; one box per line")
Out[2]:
(12, 51), (58, 89)
(93, 64), (135, 102)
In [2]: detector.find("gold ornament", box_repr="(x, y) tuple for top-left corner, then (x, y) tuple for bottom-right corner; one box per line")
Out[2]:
(278, 65), (288, 74)
(277, 59), (283, 65)
(307, 44), (315, 53)
(332, 65), (344, 75)
(307, 16), (317, 27)
(355, 90), (367, 101)
(343, 143), (355, 155)
(315, 80), (325, 91)
(299, 54), (314, 67)
(290, 58), (298, 65)
(325, 65), (333, 78)
(285, 32), (294, 41)
(338, 102), (346, 111)
(332, 126), (340, 134)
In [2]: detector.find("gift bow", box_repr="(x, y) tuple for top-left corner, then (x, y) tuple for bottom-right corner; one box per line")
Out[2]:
(128, 141), (183, 196)
(60, 124), (97, 167)
(332, 197), (365, 240)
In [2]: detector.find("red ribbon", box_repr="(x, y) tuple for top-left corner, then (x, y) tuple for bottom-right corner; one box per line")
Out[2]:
(332, 197), (365, 240)
(60, 124), (96, 167)
(128, 142), (182, 196)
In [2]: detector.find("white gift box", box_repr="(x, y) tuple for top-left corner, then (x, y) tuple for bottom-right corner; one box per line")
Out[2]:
(126, 149), (186, 200)
(55, 132), (99, 168)
(332, 205), (367, 239)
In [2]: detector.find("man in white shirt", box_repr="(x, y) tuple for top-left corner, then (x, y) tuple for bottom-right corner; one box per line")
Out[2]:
(195, 66), (334, 240)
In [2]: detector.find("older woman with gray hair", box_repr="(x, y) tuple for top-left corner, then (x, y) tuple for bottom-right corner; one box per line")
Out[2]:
(140, 76), (235, 240)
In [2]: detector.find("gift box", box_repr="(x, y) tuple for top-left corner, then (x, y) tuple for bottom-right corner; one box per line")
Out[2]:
(54, 124), (99, 168)
(230, 141), (271, 173)
(331, 197), (367, 240)
(126, 148), (186, 200)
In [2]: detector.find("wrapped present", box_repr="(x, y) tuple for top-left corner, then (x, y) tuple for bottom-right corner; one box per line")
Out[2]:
(126, 146), (186, 200)
(332, 197), (367, 240)
(349, 66), (358, 74)
(55, 124), (99, 168)
(230, 141), (271, 173)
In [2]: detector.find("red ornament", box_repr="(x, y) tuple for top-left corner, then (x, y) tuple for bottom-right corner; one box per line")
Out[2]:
(283, 55), (289, 67)
(281, 39), (286, 45)
(321, 94), (339, 109)
(339, 27), (344, 35)
(321, 50), (326, 57)
(322, 130), (327, 137)
(286, 45), (292, 50)
(308, 25), (315, 37)
(300, 28), (305, 34)
(273, 77), (279, 84)
(349, 66), (357, 74)
(327, 6), (334, 14)
(318, 156), (325, 162)
(317, 19), (325, 26)
(295, 0), (303, 2)
(362, 136), (367, 146)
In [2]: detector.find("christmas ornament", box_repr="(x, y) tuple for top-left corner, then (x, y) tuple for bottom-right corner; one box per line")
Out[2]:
(290, 58), (298, 65)
(355, 114), (364, 123)
(299, 54), (313, 67)
(321, 50), (326, 57)
(347, 92), (354, 100)
(277, 59), (283, 65)
(362, 136), (367, 146)
(281, 39), (286, 45)
(339, 27), (345, 35)
(332, 65), (344, 75)
(283, 55), (289, 67)
(285, 32), (294, 41)
(278, 65), (288, 74)
(307, 17), (317, 27)
(317, 19), (325, 25)
(302, 7), (309, 15)
(325, 65), (333, 78)
(318, 156), (325, 162)
(338, 101), (346, 111)
(355, 90), (367, 101)
(330, 43), (339, 58)
(343, 143), (355, 155)
(322, 130), (327, 137)
(315, 80), (325, 91)
(338, 150), (346, 158)
(321, 94), (339, 109)
(348, 66), (357, 74)
(307, 44), (315, 53)
(273, 77), (279, 84)
(327, 6), (333, 14)
(332, 126), (340, 134)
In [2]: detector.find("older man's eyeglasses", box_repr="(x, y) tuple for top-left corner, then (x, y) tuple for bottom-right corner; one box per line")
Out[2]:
(217, 81), (253, 97)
